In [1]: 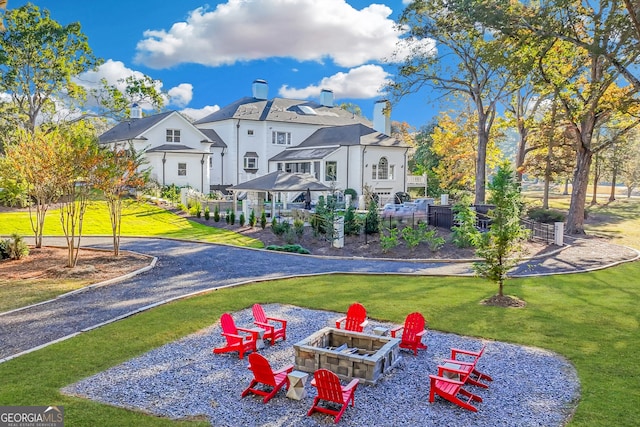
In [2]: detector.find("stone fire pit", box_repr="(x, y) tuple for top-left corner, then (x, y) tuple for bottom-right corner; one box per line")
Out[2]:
(293, 327), (401, 385)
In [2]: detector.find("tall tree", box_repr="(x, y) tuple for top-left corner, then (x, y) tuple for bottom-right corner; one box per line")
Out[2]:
(389, 0), (514, 204)
(0, 3), (99, 133)
(455, 0), (640, 233)
(408, 122), (442, 196)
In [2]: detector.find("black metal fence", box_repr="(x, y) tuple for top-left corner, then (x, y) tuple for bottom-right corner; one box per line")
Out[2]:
(521, 219), (556, 244)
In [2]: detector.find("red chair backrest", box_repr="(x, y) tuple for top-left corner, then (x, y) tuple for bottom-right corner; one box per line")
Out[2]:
(403, 312), (426, 342)
(314, 369), (345, 404)
(220, 313), (237, 336)
(344, 303), (366, 332)
(252, 304), (267, 324)
(248, 353), (276, 386)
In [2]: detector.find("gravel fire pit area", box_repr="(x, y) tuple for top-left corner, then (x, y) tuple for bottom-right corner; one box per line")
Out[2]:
(62, 305), (579, 426)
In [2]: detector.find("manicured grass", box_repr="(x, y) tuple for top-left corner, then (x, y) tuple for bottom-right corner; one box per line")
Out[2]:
(0, 201), (263, 248)
(1, 266), (639, 426)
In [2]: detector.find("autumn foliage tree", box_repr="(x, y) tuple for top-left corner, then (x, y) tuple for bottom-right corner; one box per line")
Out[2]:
(94, 143), (149, 256)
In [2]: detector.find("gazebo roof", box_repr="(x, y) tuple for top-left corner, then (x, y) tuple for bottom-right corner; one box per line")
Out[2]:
(227, 171), (331, 192)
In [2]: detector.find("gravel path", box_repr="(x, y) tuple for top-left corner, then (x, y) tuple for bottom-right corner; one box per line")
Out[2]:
(62, 304), (580, 427)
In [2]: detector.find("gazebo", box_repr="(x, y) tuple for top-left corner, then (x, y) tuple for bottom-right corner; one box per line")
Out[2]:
(227, 171), (331, 217)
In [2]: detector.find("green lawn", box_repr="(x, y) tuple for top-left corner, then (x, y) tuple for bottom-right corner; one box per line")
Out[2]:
(0, 201), (263, 248)
(0, 266), (639, 426)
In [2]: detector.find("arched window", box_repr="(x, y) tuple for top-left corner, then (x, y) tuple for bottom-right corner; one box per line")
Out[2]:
(372, 157), (389, 180)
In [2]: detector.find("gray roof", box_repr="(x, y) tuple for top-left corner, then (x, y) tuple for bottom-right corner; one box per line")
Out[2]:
(99, 111), (174, 144)
(298, 123), (409, 148)
(194, 97), (372, 127)
(270, 147), (339, 162)
(228, 171), (331, 192)
(199, 128), (227, 148)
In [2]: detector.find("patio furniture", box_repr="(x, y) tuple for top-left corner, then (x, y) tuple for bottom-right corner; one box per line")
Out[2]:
(335, 303), (368, 333)
(212, 313), (258, 359)
(429, 373), (483, 412)
(242, 353), (294, 403)
(390, 312), (428, 355)
(308, 369), (359, 424)
(252, 303), (287, 345)
(447, 345), (493, 385)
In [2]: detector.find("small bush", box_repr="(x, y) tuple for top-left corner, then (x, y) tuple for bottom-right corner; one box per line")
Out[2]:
(176, 202), (187, 212)
(225, 209), (230, 224)
(271, 219), (290, 237)
(527, 208), (565, 224)
(214, 205), (220, 222)
(380, 227), (400, 253)
(204, 206), (210, 220)
(229, 211), (236, 225)
(265, 244), (310, 254)
(401, 226), (422, 250)
(451, 203), (479, 248)
(260, 211), (267, 229)
(0, 234), (29, 260)
(293, 219), (305, 238)
(249, 209), (257, 227)
(239, 213), (245, 227)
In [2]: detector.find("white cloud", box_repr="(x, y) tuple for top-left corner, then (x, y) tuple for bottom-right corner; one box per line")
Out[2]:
(168, 83), (193, 107)
(75, 59), (194, 109)
(135, 0), (409, 69)
(278, 64), (392, 100)
(180, 105), (220, 121)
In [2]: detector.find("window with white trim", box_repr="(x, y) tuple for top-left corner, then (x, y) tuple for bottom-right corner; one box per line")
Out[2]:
(243, 155), (258, 170)
(325, 161), (337, 181)
(166, 129), (181, 142)
(178, 162), (187, 176)
(372, 157), (389, 180)
(272, 131), (291, 145)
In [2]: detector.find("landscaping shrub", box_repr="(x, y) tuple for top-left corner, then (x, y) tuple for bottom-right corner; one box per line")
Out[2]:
(229, 211), (236, 225)
(265, 244), (310, 254)
(260, 210), (267, 229)
(271, 219), (290, 237)
(249, 209), (256, 227)
(451, 202), (479, 248)
(344, 204), (361, 236)
(364, 199), (380, 235)
(380, 227), (400, 253)
(225, 209), (230, 224)
(214, 205), (220, 222)
(0, 234), (29, 260)
(527, 208), (565, 224)
(239, 213), (245, 227)
(204, 206), (210, 220)
(176, 202), (187, 212)
(293, 219), (305, 238)
(344, 188), (358, 201)
(401, 226), (422, 250)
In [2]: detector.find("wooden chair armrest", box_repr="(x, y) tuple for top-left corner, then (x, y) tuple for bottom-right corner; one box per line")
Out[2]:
(360, 319), (369, 328)
(335, 316), (347, 328)
(274, 364), (295, 375)
(390, 325), (403, 338)
(236, 327), (259, 340)
(221, 332), (244, 342)
(451, 347), (482, 359)
(416, 330), (427, 338)
(442, 358), (475, 367)
(429, 374), (464, 386)
(254, 321), (274, 331)
(437, 364), (468, 376)
(344, 378), (359, 391)
(266, 317), (287, 327)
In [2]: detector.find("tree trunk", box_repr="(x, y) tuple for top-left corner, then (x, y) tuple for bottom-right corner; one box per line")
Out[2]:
(591, 155), (599, 206)
(515, 119), (528, 183)
(609, 166), (617, 202)
(566, 150), (593, 234)
(475, 121), (489, 205)
(563, 178), (569, 195)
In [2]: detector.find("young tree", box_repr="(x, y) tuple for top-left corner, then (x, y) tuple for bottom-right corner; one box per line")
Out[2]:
(93, 143), (149, 256)
(473, 162), (528, 298)
(56, 123), (100, 268)
(3, 128), (64, 247)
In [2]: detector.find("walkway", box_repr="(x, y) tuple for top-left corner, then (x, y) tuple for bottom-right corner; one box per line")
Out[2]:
(1, 236), (638, 362)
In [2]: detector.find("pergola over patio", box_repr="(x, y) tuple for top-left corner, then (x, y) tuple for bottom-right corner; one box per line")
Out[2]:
(227, 171), (331, 216)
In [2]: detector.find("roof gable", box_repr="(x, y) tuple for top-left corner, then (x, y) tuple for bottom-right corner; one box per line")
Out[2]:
(297, 124), (408, 148)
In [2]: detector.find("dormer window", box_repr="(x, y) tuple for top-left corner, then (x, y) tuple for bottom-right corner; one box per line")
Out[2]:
(166, 129), (181, 143)
(243, 152), (259, 172)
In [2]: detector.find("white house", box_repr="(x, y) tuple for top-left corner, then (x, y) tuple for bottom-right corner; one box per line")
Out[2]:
(98, 108), (215, 193)
(99, 80), (410, 202)
(195, 79), (410, 202)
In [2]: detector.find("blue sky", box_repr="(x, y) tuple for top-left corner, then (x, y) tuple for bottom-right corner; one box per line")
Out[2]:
(10, 0), (442, 128)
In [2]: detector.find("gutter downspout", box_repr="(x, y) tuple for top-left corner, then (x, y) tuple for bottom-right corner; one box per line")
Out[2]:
(201, 153), (206, 193)
(403, 147), (409, 192)
(236, 119), (241, 185)
(346, 145), (350, 190)
(162, 152), (167, 187)
(361, 147), (367, 196)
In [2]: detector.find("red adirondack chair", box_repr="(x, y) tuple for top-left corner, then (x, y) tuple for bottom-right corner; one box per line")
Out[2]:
(252, 303), (287, 345)
(390, 312), (428, 355)
(443, 345), (493, 387)
(429, 373), (483, 412)
(241, 353), (294, 403)
(212, 313), (258, 359)
(335, 303), (368, 332)
(308, 369), (359, 424)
